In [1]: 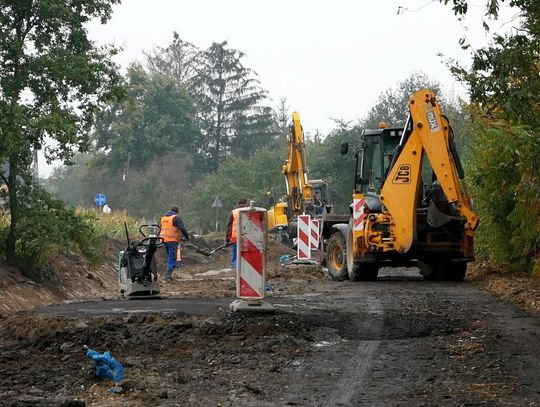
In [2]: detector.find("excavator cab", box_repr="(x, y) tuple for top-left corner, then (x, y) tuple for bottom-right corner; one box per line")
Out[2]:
(356, 128), (402, 195)
(310, 179), (332, 215)
(350, 127), (402, 212)
(354, 126), (443, 211)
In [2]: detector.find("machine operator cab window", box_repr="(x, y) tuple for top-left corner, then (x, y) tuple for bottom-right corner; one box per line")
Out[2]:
(310, 181), (331, 215)
(354, 128), (402, 197)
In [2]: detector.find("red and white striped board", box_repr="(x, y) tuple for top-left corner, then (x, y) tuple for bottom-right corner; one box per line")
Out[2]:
(297, 214), (311, 260)
(310, 219), (320, 250)
(353, 198), (366, 231)
(236, 207), (267, 300)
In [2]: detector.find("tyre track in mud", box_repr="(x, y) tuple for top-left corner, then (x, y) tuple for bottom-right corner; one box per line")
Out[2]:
(328, 297), (384, 406)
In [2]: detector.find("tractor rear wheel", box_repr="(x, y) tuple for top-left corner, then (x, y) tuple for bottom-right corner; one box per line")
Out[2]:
(326, 233), (348, 281)
(418, 260), (440, 281)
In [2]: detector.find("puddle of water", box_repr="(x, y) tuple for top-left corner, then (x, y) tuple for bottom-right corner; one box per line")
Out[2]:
(313, 340), (340, 348)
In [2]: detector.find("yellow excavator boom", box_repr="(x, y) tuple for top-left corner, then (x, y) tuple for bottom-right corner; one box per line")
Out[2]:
(283, 112), (313, 213)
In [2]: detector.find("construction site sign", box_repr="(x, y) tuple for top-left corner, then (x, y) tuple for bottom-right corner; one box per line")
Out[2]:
(236, 207), (267, 299)
(211, 196), (223, 208)
(310, 219), (320, 250)
(297, 214), (311, 260)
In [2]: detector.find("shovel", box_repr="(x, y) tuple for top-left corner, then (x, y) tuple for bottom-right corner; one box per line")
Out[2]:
(183, 242), (211, 257)
(208, 242), (233, 255)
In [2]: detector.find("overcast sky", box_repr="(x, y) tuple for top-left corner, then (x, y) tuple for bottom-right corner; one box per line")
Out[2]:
(40, 0), (519, 177)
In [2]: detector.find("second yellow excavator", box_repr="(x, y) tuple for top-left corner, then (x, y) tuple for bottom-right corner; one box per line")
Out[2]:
(267, 112), (333, 245)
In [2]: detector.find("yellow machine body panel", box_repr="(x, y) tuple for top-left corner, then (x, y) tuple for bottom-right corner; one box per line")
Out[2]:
(267, 202), (289, 232)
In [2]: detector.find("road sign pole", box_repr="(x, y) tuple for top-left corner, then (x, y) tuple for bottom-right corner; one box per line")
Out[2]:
(211, 196), (223, 233)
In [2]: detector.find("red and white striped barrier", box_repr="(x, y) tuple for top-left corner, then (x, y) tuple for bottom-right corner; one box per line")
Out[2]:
(353, 198), (366, 231)
(297, 214), (311, 260)
(236, 207), (267, 300)
(310, 219), (320, 250)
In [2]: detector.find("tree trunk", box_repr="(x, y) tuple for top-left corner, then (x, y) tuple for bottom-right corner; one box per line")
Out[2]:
(5, 158), (18, 266)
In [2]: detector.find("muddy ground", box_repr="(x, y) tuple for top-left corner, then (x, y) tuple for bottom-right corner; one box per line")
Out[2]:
(0, 239), (539, 406)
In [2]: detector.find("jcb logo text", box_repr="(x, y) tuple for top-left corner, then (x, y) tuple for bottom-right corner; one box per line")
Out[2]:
(393, 164), (411, 184)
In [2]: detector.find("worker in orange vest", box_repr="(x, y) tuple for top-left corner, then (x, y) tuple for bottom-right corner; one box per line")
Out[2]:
(225, 198), (248, 269)
(160, 206), (190, 281)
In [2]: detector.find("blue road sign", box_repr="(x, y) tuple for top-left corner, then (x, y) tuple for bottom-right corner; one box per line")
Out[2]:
(94, 193), (107, 207)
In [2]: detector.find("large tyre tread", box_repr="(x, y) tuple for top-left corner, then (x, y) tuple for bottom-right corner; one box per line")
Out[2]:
(326, 233), (349, 281)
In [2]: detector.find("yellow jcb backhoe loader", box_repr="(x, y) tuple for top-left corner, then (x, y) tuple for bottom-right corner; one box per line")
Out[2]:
(323, 89), (478, 281)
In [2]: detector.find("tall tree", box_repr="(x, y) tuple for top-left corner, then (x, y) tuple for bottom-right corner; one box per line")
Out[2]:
(362, 73), (468, 148)
(93, 64), (199, 172)
(191, 41), (276, 170)
(0, 0), (122, 266)
(145, 31), (200, 89)
(272, 96), (290, 149)
(363, 72), (443, 128)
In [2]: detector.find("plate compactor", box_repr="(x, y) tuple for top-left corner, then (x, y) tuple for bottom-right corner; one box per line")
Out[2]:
(118, 223), (163, 299)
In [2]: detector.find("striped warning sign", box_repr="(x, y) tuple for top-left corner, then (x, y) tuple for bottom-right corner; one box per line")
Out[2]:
(310, 219), (320, 250)
(297, 214), (311, 260)
(353, 198), (366, 231)
(237, 208), (267, 299)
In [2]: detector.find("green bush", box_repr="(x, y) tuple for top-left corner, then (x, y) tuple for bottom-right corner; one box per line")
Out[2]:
(465, 114), (540, 273)
(12, 183), (100, 270)
(0, 177), (146, 275)
(1, 181), (143, 274)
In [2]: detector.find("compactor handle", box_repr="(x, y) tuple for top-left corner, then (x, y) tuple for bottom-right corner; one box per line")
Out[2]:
(139, 223), (161, 237)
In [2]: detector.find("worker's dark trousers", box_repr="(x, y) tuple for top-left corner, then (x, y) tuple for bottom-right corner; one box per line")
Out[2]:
(163, 241), (178, 277)
(230, 242), (237, 269)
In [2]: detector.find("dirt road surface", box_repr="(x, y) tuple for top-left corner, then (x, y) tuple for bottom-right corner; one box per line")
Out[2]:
(1, 259), (539, 407)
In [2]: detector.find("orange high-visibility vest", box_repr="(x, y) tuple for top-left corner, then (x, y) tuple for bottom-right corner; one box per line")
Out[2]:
(230, 208), (241, 243)
(160, 214), (180, 243)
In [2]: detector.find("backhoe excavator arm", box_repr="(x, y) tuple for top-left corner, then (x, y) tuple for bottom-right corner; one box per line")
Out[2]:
(283, 112), (313, 214)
